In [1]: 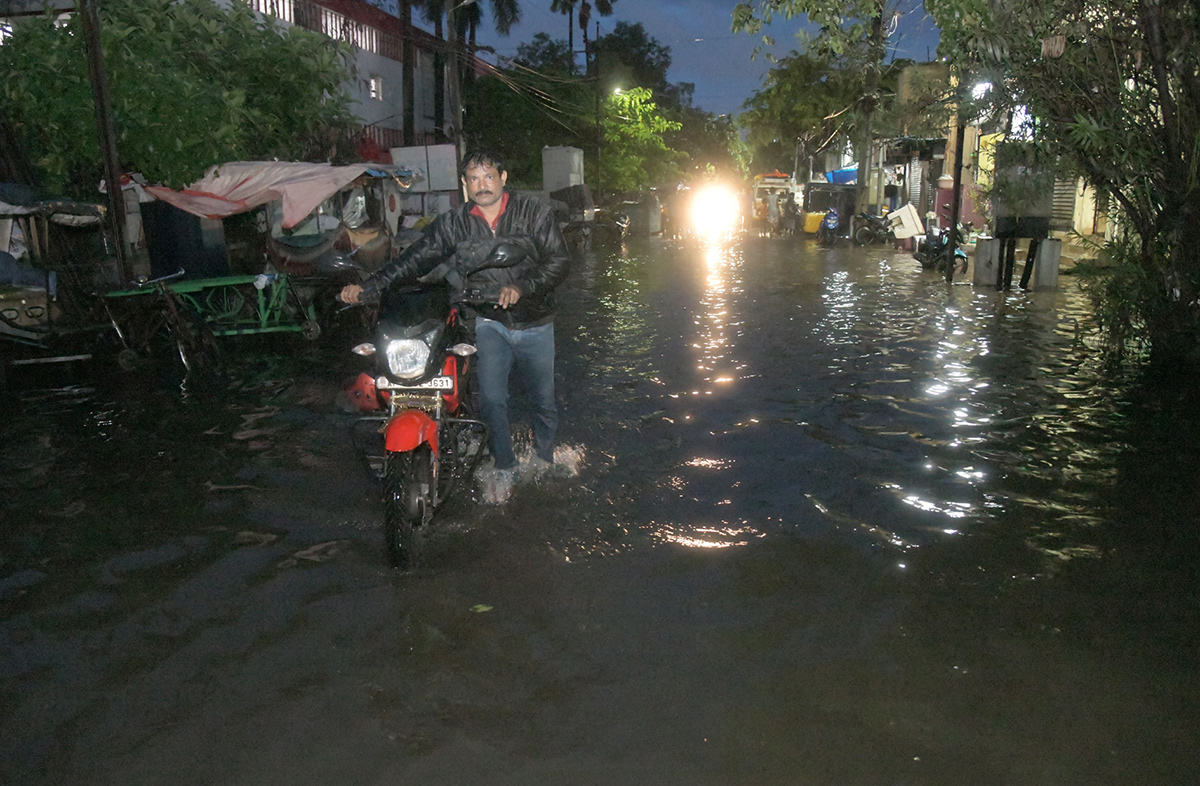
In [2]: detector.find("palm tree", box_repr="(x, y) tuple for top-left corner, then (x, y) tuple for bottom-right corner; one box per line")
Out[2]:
(459, 0), (521, 55)
(578, 1), (615, 76)
(417, 1), (447, 141)
(550, 0), (576, 51)
(419, 1), (523, 145)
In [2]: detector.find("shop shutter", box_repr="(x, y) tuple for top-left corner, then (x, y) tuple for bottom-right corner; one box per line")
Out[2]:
(1052, 179), (1077, 231)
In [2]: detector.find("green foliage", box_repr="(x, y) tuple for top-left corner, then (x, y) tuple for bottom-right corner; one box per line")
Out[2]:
(515, 32), (578, 74)
(595, 22), (675, 105)
(733, 1), (892, 210)
(466, 23), (738, 194)
(665, 108), (748, 183)
(595, 22), (741, 185)
(737, 47), (923, 181)
(732, 0), (891, 69)
(601, 87), (683, 192)
(0, 0), (357, 196)
(738, 52), (858, 175)
(463, 31), (595, 186)
(1075, 226), (1175, 361)
(929, 0), (1200, 363)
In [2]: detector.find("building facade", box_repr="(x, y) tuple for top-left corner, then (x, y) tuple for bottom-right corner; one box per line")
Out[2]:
(239, 0), (448, 150)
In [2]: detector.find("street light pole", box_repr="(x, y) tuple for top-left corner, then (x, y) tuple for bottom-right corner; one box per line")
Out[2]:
(594, 21), (602, 203)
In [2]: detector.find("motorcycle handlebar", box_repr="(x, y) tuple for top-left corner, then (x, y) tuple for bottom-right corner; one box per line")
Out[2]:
(336, 287), (380, 313)
(458, 295), (503, 310)
(134, 268), (186, 288)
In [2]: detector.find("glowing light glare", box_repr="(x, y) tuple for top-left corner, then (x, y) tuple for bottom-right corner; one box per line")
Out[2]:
(655, 523), (763, 549)
(688, 185), (739, 238)
(685, 457), (734, 469)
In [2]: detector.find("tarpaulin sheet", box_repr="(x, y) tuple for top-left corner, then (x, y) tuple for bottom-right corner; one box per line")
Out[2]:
(826, 166), (858, 185)
(145, 161), (415, 229)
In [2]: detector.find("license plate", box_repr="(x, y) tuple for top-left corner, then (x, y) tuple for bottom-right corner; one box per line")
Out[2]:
(393, 375), (453, 391)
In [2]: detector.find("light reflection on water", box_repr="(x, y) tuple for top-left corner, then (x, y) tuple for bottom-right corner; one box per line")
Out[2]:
(0, 236), (1166, 576)
(560, 235), (1136, 566)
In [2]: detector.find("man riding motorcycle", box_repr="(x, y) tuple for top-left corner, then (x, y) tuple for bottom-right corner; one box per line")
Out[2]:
(339, 149), (571, 482)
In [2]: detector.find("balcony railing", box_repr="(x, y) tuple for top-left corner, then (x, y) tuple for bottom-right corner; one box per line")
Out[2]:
(250, 0), (403, 62)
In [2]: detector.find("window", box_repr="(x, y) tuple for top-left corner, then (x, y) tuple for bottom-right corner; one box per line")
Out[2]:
(369, 75), (383, 101)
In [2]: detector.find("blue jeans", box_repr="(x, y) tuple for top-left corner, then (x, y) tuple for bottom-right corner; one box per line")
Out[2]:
(474, 319), (557, 470)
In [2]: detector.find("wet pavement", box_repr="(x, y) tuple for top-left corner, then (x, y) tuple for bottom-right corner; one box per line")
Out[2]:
(2, 235), (1198, 785)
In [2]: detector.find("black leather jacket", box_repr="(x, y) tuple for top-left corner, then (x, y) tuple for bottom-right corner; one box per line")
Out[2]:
(363, 192), (570, 328)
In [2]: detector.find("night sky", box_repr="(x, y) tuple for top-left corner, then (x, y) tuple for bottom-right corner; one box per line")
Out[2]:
(462, 0), (943, 117)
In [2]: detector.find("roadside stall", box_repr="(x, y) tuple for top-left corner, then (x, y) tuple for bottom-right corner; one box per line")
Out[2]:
(104, 161), (416, 369)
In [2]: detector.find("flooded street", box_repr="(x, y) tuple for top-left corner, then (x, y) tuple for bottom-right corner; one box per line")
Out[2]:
(3, 235), (1199, 785)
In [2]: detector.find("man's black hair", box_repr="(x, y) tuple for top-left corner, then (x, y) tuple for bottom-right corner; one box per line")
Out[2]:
(460, 149), (506, 177)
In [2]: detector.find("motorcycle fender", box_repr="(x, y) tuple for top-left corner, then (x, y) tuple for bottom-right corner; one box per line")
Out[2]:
(384, 409), (439, 454)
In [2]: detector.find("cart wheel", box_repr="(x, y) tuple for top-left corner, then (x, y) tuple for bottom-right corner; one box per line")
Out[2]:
(117, 348), (141, 371)
(168, 307), (221, 376)
(301, 319), (321, 341)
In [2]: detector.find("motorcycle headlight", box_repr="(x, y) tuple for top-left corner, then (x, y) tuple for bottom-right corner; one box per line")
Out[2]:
(385, 337), (431, 379)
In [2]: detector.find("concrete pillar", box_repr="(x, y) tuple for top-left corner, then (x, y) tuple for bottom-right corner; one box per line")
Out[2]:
(973, 237), (1000, 288)
(1031, 238), (1061, 290)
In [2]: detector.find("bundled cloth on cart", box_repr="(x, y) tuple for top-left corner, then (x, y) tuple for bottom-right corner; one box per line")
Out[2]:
(145, 161), (417, 229)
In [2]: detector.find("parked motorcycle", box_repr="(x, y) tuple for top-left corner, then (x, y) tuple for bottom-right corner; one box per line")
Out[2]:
(561, 206), (630, 252)
(914, 222), (969, 274)
(817, 207), (841, 246)
(347, 242), (529, 568)
(852, 211), (893, 246)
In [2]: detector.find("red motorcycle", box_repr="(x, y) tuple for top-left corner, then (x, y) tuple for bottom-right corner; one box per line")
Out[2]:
(347, 243), (527, 567)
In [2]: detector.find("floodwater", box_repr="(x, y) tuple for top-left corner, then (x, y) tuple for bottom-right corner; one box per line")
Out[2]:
(2, 235), (1198, 785)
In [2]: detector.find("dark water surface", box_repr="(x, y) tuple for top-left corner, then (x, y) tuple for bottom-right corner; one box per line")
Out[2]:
(2, 236), (1198, 785)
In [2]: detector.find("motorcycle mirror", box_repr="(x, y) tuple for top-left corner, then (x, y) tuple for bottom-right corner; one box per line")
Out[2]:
(468, 241), (530, 274)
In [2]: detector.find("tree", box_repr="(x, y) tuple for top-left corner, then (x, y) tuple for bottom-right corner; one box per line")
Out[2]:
(601, 87), (683, 192)
(549, 0), (616, 69)
(516, 32), (579, 74)
(0, 0), (357, 196)
(463, 33), (594, 185)
(465, 22), (734, 193)
(577, 0), (616, 75)
(929, 0), (1200, 362)
(738, 52), (860, 180)
(594, 22), (741, 186)
(665, 105), (747, 184)
(459, 0), (522, 52)
(733, 1), (894, 212)
(594, 21), (674, 105)
(550, 0), (579, 52)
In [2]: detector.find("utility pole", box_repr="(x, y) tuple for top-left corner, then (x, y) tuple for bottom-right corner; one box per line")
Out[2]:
(594, 21), (601, 202)
(445, 0), (463, 162)
(401, 0), (415, 145)
(78, 0), (130, 282)
(946, 76), (968, 283)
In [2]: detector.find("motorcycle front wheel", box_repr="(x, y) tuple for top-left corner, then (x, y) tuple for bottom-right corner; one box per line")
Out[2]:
(853, 226), (876, 246)
(384, 444), (433, 569)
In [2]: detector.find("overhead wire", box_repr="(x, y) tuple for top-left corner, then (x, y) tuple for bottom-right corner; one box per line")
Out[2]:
(470, 57), (598, 134)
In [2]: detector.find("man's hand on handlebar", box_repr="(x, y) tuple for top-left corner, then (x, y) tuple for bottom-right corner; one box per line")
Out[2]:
(339, 284), (364, 304)
(498, 285), (521, 309)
